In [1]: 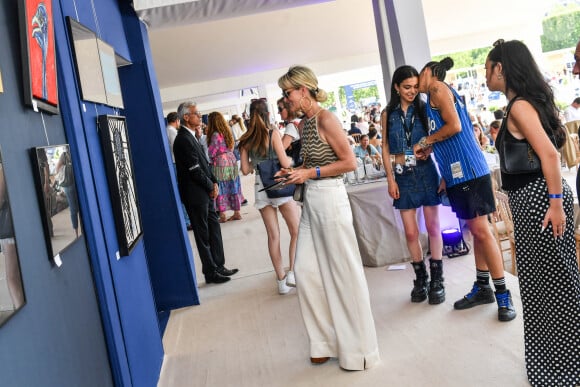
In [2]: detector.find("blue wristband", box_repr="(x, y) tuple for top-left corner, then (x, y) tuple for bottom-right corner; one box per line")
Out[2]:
(548, 193), (563, 199)
(315, 166), (321, 179)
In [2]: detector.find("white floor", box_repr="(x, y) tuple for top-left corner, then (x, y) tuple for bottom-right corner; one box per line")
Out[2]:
(157, 172), (542, 387)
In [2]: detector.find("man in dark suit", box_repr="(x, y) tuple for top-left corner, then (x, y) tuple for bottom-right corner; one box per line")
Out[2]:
(174, 101), (238, 284)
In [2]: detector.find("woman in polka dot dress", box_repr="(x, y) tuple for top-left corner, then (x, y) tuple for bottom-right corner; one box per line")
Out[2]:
(486, 39), (580, 387)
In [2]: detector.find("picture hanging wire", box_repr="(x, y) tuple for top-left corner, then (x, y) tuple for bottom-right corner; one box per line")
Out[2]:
(90, 0), (101, 38)
(40, 111), (50, 145)
(72, 0), (79, 20)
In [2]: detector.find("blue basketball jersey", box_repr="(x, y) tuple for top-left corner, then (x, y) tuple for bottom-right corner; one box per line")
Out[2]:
(425, 85), (489, 187)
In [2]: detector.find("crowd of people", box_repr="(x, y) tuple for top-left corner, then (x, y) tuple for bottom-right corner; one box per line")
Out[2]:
(165, 38), (580, 385)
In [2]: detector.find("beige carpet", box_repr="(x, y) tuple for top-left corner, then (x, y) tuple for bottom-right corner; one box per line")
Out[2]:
(158, 173), (531, 387)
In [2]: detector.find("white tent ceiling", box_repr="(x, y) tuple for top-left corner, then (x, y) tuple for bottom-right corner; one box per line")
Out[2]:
(139, 0), (548, 112)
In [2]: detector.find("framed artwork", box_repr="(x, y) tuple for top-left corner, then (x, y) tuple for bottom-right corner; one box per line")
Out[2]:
(66, 17), (107, 105)
(0, 150), (26, 327)
(97, 115), (143, 256)
(30, 144), (83, 260)
(97, 39), (124, 109)
(18, 0), (59, 114)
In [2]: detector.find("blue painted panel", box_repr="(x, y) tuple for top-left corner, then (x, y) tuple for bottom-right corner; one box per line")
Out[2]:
(55, 0), (165, 386)
(118, 3), (200, 311)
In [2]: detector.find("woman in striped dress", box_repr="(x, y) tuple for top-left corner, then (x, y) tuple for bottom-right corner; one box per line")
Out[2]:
(277, 65), (379, 371)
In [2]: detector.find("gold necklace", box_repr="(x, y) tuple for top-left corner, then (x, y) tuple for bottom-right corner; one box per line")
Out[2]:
(306, 108), (322, 120)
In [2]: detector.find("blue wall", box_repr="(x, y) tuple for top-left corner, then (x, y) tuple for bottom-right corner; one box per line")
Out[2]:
(0, 1), (113, 386)
(117, 2), (200, 311)
(0, 0), (200, 385)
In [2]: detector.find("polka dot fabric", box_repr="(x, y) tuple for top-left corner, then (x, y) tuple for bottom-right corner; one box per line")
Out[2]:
(508, 177), (580, 387)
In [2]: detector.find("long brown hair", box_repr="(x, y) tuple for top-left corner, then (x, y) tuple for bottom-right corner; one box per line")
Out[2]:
(238, 99), (270, 158)
(206, 112), (234, 149)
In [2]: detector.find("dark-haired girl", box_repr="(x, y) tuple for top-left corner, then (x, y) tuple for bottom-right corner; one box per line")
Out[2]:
(486, 39), (580, 387)
(381, 65), (444, 304)
(415, 57), (517, 322)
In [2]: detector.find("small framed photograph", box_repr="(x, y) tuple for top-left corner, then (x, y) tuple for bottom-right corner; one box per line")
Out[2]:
(30, 144), (83, 259)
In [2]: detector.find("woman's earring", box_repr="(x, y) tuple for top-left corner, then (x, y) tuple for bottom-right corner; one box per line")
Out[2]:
(299, 97), (313, 112)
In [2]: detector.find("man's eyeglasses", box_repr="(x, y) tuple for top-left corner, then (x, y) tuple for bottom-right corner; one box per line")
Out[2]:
(187, 111), (202, 117)
(282, 89), (296, 98)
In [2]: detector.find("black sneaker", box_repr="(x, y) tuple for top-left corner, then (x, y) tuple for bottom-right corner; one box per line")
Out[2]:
(495, 290), (517, 322)
(453, 282), (495, 310)
(411, 277), (429, 303)
(428, 279), (445, 305)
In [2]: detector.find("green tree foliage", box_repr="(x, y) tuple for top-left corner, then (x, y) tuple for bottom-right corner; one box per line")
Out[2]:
(432, 47), (490, 70)
(354, 85), (379, 101)
(335, 85), (379, 109)
(320, 91), (335, 109)
(541, 11), (580, 51)
(432, 9), (580, 68)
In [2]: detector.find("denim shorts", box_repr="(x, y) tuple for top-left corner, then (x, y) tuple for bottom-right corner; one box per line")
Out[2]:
(254, 174), (293, 210)
(393, 161), (441, 210)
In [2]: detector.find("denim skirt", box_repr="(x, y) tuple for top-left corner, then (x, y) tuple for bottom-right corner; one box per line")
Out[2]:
(393, 160), (441, 210)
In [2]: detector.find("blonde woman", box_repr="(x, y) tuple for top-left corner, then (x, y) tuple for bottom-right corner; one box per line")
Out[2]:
(230, 114), (246, 140)
(278, 65), (379, 370)
(238, 99), (300, 295)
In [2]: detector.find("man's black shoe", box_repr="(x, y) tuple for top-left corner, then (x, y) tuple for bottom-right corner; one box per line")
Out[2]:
(205, 272), (231, 284)
(241, 199), (248, 206)
(217, 267), (239, 276)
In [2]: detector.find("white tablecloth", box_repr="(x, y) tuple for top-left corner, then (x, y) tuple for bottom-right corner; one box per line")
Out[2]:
(346, 180), (428, 267)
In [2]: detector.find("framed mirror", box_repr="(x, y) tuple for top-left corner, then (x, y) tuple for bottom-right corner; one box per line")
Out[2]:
(66, 17), (107, 105)
(0, 151), (26, 327)
(31, 144), (82, 259)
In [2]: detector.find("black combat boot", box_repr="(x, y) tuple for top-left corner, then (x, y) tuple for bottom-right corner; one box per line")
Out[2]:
(411, 261), (429, 303)
(428, 258), (445, 305)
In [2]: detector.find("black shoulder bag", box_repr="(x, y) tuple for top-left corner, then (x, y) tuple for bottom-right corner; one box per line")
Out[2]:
(257, 130), (295, 198)
(499, 98), (541, 174)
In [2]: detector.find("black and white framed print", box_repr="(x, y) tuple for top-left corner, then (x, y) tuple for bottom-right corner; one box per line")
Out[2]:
(97, 115), (143, 257)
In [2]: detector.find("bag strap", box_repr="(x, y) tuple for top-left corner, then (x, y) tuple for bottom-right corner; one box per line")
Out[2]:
(267, 129), (274, 160)
(503, 96), (556, 147)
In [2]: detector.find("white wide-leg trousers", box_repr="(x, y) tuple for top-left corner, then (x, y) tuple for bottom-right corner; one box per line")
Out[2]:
(295, 179), (380, 370)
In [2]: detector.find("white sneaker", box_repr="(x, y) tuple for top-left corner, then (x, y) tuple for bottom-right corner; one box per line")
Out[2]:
(278, 277), (291, 295)
(286, 271), (296, 287)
